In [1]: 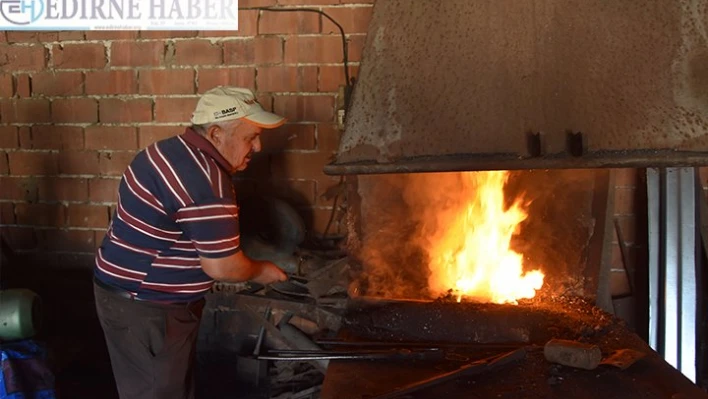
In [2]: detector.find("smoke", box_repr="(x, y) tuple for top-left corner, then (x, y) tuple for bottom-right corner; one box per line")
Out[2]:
(351, 170), (599, 300)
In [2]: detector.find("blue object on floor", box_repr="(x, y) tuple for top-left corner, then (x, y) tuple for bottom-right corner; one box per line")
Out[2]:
(0, 340), (56, 399)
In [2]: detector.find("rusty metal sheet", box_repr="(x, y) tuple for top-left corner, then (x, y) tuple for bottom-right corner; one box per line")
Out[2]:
(328, 0), (708, 174)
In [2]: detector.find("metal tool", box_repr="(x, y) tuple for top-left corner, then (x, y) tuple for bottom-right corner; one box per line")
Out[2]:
(259, 348), (444, 362)
(252, 305), (271, 357)
(370, 346), (528, 399)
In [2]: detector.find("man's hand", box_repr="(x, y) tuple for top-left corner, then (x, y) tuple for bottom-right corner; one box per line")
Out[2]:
(201, 252), (287, 284)
(251, 260), (288, 285)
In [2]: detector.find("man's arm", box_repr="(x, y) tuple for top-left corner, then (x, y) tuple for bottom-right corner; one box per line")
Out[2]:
(201, 251), (287, 285)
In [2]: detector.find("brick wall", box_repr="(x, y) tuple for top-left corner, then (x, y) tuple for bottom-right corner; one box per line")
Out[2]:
(0, 0), (373, 271)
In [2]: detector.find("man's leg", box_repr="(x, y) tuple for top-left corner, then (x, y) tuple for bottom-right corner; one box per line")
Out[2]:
(94, 283), (204, 399)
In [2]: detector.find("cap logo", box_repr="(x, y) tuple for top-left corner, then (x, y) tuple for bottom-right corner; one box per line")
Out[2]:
(213, 106), (239, 119)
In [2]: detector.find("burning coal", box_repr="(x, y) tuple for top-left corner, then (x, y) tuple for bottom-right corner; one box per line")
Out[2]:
(353, 171), (546, 305)
(425, 171), (544, 304)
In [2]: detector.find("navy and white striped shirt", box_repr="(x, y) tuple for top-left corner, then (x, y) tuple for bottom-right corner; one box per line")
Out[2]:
(94, 128), (240, 303)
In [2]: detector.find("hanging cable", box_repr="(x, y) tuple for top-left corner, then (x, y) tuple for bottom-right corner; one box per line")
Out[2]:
(244, 7), (353, 243)
(247, 7), (352, 91)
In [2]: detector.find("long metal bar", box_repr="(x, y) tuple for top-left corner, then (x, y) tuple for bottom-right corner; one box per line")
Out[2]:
(647, 167), (698, 382)
(647, 168), (660, 351)
(678, 168), (697, 382)
(324, 152), (708, 176)
(664, 169), (680, 369)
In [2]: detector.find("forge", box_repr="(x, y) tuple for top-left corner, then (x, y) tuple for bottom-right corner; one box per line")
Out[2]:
(313, 0), (708, 397)
(206, 0), (708, 397)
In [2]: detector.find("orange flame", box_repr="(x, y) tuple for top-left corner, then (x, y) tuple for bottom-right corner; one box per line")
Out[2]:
(427, 171), (544, 304)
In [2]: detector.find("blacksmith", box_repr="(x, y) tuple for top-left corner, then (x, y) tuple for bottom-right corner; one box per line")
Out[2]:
(92, 86), (288, 399)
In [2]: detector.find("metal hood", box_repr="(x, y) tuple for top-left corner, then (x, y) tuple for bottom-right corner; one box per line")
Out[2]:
(325, 0), (708, 175)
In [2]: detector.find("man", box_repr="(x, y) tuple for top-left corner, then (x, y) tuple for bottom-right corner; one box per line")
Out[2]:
(93, 86), (289, 399)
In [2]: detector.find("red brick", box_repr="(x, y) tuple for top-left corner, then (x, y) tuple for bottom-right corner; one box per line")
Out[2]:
(615, 168), (639, 188)
(15, 203), (66, 227)
(274, 95), (335, 123)
(197, 67), (255, 93)
(613, 215), (637, 245)
(89, 179), (121, 202)
(271, 151), (333, 180)
(316, 175), (343, 206)
(139, 69), (195, 95)
(99, 152), (135, 176)
(37, 229), (95, 253)
(15, 74), (30, 97)
(259, 9), (320, 34)
(154, 97), (198, 122)
(339, 0), (374, 3)
(0, 203), (14, 224)
(98, 98), (153, 123)
(53, 43), (107, 69)
(37, 178), (89, 202)
(0, 126), (18, 149)
(311, 206), (342, 236)
(32, 71), (84, 96)
(240, 0), (276, 6)
(0, 99), (51, 123)
(0, 152), (8, 175)
(0, 226), (37, 250)
(139, 31), (198, 39)
(28, 126), (83, 150)
(0, 44), (47, 71)
(0, 176), (35, 200)
(257, 66), (317, 92)
(7, 32), (58, 43)
(174, 40), (223, 66)
(85, 70), (137, 95)
(0, 73), (13, 97)
(85, 31), (139, 40)
(317, 123), (340, 152)
(111, 41), (165, 67)
(614, 187), (636, 216)
(8, 151), (59, 175)
(347, 35), (366, 62)
(278, 0), (337, 4)
(265, 179), (317, 206)
(0, 32), (5, 42)
(284, 35), (343, 64)
(319, 65), (358, 91)
(85, 126), (137, 150)
(58, 151), (100, 175)
(261, 124), (316, 152)
(138, 126), (180, 148)
(58, 31), (85, 41)
(224, 37), (282, 64)
(321, 6), (373, 34)
(51, 98), (98, 123)
(199, 10), (258, 37)
(67, 204), (109, 228)
(94, 230), (107, 249)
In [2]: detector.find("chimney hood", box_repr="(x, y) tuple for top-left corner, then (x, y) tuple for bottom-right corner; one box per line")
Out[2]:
(325, 0), (708, 175)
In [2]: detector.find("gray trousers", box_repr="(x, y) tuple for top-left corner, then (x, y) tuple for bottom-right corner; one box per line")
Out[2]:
(94, 282), (205, 399)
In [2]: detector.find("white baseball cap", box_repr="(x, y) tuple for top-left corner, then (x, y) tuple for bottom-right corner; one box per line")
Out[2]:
(190, 86), (286, 128)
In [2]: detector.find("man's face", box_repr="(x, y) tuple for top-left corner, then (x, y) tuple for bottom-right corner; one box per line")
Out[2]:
(209, 121), (263, 173)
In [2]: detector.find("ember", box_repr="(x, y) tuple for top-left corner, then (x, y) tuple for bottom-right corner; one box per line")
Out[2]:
(427, 171), (544, 304)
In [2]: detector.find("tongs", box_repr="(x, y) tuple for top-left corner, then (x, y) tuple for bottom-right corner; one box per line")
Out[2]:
(258, 347), (444, 361)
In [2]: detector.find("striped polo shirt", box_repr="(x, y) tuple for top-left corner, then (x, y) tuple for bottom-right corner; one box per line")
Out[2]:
(94, 127), (240, 303)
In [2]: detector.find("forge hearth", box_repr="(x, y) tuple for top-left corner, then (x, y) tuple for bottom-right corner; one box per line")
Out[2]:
(342, 297), (614, 345)
(320, 297), (706, 399)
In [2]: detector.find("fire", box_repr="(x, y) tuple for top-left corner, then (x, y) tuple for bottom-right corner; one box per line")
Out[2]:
(427, 171), (544, 304)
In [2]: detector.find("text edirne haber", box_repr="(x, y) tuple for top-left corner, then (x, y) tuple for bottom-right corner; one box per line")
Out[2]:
(43, 0), (237, 20)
